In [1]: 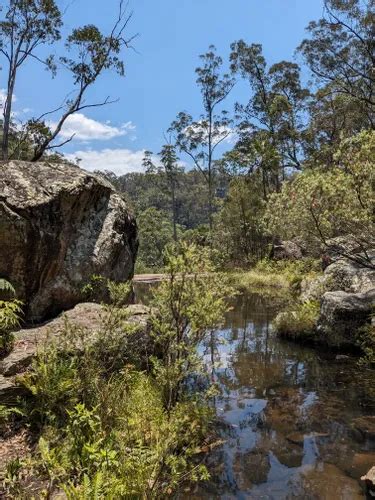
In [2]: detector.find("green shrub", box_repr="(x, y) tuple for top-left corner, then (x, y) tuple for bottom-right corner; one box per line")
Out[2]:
(358, 313), (375, 366)
(81, 275), (132, 306)
(0, 279), (23, 356)
(273, 300), (320, 340)
(234, 258), (321, 298)
(150, 242), (235, 410)
(19, 344), (81, 427)
(9, 244), (228, 497)
(106, 280), (132, 306)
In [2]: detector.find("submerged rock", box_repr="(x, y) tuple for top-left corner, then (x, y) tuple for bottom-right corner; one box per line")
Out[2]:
(292, 463), (364, 499)
(0, 161), (137, 321)
(352, 416), (375, 443)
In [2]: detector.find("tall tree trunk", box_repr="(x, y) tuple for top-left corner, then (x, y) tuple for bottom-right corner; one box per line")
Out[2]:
(208, 109), (213, 232)
(2, 69), (16, 161)
(172, 182), (178, 242)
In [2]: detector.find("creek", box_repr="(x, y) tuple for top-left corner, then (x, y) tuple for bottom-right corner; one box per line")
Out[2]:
(134, 283), (375, 499)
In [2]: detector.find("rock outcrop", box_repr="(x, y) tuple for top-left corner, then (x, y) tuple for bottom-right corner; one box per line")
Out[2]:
(0, 161), (137, 321)
(323, 258), (375, 294)
(298, 253), (375, 346)
(272, 240), (303, 261)
(318, 289), (375, 346)
(0, 302), (151, 402)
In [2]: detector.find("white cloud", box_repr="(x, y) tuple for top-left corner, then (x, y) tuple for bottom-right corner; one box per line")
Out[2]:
(0, 89), (17, 108)
(64, 148), (146, 176)
(49, 113), (136, 142)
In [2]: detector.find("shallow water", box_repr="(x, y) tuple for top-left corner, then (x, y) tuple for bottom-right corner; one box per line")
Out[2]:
(134, 284), (375, 499)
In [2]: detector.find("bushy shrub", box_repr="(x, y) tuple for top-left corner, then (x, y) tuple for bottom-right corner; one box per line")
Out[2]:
(81, 275), (132, 305)
(272, 300), (320, 340)
(265, 131), (375, 267)
(357, 312), (375, 366)
(150, 242), (235, 410)
(5, 244), (229, 497)
(234, 258), (321, 296)
(0, 279), (23, 356)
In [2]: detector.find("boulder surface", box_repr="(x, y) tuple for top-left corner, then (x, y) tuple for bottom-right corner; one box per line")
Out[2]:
(318, 289), (375, 346)
(272, 240), (303, 260)
(0, 161), (137, 321)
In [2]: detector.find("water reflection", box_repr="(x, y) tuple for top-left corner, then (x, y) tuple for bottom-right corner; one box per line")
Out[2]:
(134, 284), (375, 498)
(197, 293), (374, 499)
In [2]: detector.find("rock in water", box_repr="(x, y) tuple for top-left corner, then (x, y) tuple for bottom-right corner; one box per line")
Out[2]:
(0, 161), (137, 321)
(318, 289), (375, 346)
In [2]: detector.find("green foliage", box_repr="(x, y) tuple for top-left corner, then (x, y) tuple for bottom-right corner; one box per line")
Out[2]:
(19, 352), (212, 497)
(265, 131), (375, 265)
(272, 301), (320, 340)
(357, 312), (375, 367)
(234, 258), (321, 297)
(81, 274), (107, 301)
(169, 46), (234, 229)
(2, 457), (26, 498)
(0, 279), (23, 355)
(150, 242), (235, 410)
(106, 280), (132, 307)
(0, 0), (62, 159)
(213, 175), (271, 266)
(136, 207), (179, 270)
(81, 275), (132, 306)
(0, 297), (23, 356)
(10, 245), (229, 496)
(20, 344), (80, 427)
(229, 40), (308, 182)
(298, 0), (374, 125)
(0, 404), (24, 433)
(0, 279), (16, 295)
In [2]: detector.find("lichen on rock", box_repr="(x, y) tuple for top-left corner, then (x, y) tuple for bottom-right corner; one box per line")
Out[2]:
(0, 161), (138, 321)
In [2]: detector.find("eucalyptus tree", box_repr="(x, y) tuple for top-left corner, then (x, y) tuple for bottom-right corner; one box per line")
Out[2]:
(30, 2), (134, 161)
(0, 0), (62, 160)
(142, 150), (155, 173)
(141, 145), (182, 241)
(229, 41), (309, 192)
(298, 0), (375, 128)
(159, 143), (182, 241)
(169, 46), (235, 230)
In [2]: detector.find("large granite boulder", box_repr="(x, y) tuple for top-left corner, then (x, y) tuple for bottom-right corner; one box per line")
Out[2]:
(300, 257), (375, 302)
(272, 240), (303, 261)
(318, 289), (375, 346)
(324, 235), (374, 265)
(0, 161), (137, 321)
(323, 258), (375, 294)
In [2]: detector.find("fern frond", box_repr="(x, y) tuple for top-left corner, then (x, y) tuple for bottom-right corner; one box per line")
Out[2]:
(0, 279), (16, 296)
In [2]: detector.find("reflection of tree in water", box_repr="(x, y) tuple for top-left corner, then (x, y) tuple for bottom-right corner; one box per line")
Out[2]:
(135, 287), (375, 498)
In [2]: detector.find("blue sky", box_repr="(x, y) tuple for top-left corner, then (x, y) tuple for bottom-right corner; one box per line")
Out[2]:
(5, 0), (325, 174)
